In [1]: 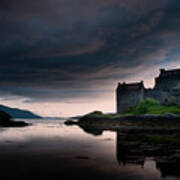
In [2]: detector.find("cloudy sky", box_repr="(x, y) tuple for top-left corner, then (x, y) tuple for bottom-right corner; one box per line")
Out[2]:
(0, 0), (180, 116)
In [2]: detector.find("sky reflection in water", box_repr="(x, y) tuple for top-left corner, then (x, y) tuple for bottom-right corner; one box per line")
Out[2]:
(0, 120), (178, 180)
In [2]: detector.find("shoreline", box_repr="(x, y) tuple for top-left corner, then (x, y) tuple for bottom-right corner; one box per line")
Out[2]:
(65, 113), (180, 125)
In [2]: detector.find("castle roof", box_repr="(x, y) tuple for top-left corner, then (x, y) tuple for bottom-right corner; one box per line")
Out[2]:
(117, 81), (144, 91)
(159, 68), (180, 77)
(162, 68), (180, 72)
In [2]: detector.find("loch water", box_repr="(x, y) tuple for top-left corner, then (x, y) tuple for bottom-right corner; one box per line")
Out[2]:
(0, 119), (179, 180)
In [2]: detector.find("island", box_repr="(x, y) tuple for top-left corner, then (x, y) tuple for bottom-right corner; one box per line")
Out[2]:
(66, 68), (180, 127)
(65, 98), (180, 126)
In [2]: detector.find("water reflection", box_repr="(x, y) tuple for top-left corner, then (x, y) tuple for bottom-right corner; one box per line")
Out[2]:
(0, 120), (179, 180)
(156, 158), (180, 178)
(116, 131), (145, 167)
(78, 123), (103, 135)
(79, 124), (180, 179)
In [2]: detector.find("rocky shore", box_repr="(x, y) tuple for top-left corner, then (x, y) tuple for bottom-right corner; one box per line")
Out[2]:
(0, 110), (29, 127)
(65, 112), (180, 128)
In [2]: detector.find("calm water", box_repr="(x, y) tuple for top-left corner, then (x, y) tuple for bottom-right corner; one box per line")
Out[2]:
(0, 119), (179, 180)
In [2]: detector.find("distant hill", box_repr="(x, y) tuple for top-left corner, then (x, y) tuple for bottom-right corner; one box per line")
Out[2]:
(43, 117), (66, 120)
(0, 105), (42, 119)
(70, 115), (82, 120)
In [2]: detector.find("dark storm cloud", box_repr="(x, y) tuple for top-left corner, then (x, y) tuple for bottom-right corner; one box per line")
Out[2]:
(0, 0), (180, 101)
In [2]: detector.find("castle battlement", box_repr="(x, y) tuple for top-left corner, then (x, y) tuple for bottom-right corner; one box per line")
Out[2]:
(116, 68), (180, 114)
(159, 68), (180, 78)
(117, 81), (144, 91)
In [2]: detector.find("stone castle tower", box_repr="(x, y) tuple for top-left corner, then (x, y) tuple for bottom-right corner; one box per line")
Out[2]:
(116, 81), (144, 113)
(116, 68), (180, 114)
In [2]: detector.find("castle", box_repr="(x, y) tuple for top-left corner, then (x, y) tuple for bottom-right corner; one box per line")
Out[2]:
(116, 68), (180, 113)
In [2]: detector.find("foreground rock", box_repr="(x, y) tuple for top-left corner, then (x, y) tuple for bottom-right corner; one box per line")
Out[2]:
(0, 110), (29, 127)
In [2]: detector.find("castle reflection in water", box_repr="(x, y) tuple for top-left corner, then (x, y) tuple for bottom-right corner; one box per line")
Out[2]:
(116, 131), (180, 178)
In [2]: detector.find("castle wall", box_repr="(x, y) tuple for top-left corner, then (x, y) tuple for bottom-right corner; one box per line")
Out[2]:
(154, 69), (180, 92)
(116, 69), (180, 114)
(144, 89), (169, 103)
(154, 69), (180, 103)
(117, 83), (144, 113)
(171, 88), (180, 103)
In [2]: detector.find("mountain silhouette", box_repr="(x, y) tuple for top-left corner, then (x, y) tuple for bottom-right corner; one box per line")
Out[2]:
(0, 105), (42, 119)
